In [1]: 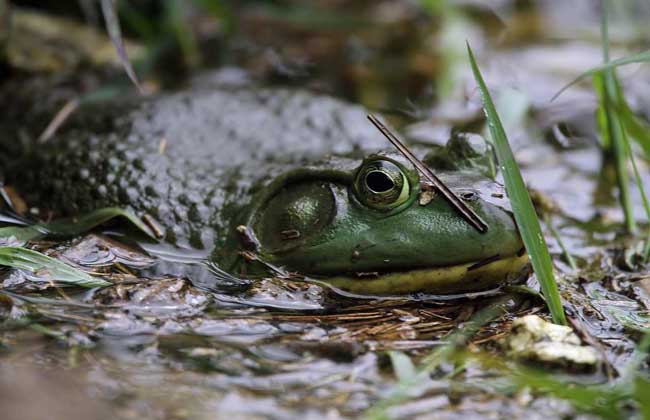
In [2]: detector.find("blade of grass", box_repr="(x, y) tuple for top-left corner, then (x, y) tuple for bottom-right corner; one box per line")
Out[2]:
(0, 207), (156, 241)
(505, 363), (626, 418)
(622, 121), (650, 261)
(544, 215), (578, 271)
(552, 49), (650, 101)
(600, 0), (637, 233)
(101, 0), (143, 94)
(609, 71), (650, 260)
(0, 246), (109, 288)
(387, 351), (416, 383)
(467, 43), (566, 325)
(617, 97), (650, 159)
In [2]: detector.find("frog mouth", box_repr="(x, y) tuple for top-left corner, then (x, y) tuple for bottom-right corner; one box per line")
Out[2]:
(320, 252), (530, 295)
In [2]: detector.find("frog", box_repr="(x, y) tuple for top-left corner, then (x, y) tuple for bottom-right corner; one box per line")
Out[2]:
(0, 82), (527, 295)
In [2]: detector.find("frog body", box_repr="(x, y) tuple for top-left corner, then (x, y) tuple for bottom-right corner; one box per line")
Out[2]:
(0, 84), (527, 294)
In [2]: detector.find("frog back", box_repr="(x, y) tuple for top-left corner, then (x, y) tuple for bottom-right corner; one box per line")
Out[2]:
(1, 87), (384, 249)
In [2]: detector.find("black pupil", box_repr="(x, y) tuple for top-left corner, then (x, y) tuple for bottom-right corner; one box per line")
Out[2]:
(366, 171), (394, 193)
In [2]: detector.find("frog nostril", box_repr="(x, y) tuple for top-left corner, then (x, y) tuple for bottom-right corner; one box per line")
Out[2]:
(461, 191), (478, 201)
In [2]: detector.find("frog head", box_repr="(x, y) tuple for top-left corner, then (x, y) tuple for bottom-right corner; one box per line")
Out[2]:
(243, 134), (527, 295)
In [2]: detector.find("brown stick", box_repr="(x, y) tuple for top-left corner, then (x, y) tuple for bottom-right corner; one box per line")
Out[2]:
(367, 114), (488, 233)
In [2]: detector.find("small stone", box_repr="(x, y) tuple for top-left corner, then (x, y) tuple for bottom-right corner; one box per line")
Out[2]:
(503, 315), (600, 369)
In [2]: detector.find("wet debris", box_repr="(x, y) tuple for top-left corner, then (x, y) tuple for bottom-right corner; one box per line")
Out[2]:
(60, 234), (155, 270)
(216, 277), (326, 310)
(503, 315), (600, 369)
(614, 239), (650, 272)
(92, 277), (210, 317)
(1, 235), (155, 292)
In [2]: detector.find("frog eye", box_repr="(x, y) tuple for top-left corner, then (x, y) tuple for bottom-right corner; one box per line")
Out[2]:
(354, 159), (411, 210)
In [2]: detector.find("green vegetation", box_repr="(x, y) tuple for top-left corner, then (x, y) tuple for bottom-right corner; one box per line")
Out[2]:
(467, 44), (566, 326)
(0, 207), (153, 288)
(596, 0), (650, 257)
(0, 207), (155, 242)
(597, 0), (636, 233)
(554, 0), (650, 257)
(545, 215), (578, 271)
(0, 246), (109, 288)
(364, 294), (518, 420)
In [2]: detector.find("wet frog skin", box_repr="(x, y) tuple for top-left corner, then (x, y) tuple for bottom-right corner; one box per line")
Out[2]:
(0, 85), (527, 294)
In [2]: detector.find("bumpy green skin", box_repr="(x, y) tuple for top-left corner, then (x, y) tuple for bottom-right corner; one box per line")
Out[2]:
(1, 84), (525, 292)
(1, 86), (383, 256)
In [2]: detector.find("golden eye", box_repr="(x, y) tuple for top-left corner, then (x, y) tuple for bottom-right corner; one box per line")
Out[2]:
(354, 159), (411, 210)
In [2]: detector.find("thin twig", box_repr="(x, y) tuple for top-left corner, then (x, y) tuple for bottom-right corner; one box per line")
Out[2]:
(367, 114), (488, 233)
(38, 99), (80, 143)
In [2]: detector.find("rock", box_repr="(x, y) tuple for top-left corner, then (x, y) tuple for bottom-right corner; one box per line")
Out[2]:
(503, 315), (600, 369)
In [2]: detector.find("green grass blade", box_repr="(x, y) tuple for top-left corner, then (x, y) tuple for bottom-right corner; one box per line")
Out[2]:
(552, 49), (650, 101)
(0, 226), (44, 241)
(101, 0), (143, 93)
(0, 207), (155, 241)
(0, 246), (110, 288)
(601, 82), (636, 232)
(621, 112), (650, 261)
(635, 376), (650, 419)
(544, 215), (578, 271)
(599, 0), (637, 233)
(507, 364), (626, 418)
(387, 351), (416, 383)
(467, 43), (566, 325)
(617, 97), (650, 159)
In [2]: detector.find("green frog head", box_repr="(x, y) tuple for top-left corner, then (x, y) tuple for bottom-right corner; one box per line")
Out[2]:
(244, 134), (527, 295)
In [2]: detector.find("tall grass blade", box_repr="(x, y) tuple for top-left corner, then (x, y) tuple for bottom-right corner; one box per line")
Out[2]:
(617, 97), (650, 159)
(544, 215), (578, 271)
(0, 246), (109, 288)
(101, 0), (143, 94)
(598, 80), (636, 232)
(467, 43), (566, 325)
(387, 351), (416, 383)
(598, 0), (637, 233)
(552, 49), (650, 101)
(622, 124), (650, 261)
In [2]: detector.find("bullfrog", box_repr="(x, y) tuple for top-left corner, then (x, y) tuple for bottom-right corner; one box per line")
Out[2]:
(0, 82), (527, 295)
